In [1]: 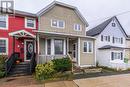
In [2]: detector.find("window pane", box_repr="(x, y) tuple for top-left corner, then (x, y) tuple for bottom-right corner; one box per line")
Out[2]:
(74, 24), (81, 31)
(27, 23), (34, 27)
(0, 40), (6, 53)
(54, 39), (64, 55)
(27, 18), (35, 28)
(59, 21), (64, 28)
(83, 42), (87, 52)
(47, 39), (51, 55)
(52, 20), (57, 27)
(88, 42), (92, 52)
(0, 15), (6, 28)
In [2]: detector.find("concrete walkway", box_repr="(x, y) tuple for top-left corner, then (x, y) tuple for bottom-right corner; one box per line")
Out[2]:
(0, 76), (77, 87)
(74, 74), (130, 87)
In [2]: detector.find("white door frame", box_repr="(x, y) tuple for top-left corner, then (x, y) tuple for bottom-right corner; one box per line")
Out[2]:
(24, 39), (34, 61)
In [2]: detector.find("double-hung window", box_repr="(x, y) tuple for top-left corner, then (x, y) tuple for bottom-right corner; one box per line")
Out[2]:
(25, 17), (36, 29)
(101, 35), (110, 42)
(51, 19), (65, 28)
(111, 52), (123, 60)
(0, 15), (8, 29)
(74, 24), (82, 31)
(113, 37), (123, 44)
(83, 41), (93, 53)
(47, 39), (51, 55)
(0, 38), (8, 55)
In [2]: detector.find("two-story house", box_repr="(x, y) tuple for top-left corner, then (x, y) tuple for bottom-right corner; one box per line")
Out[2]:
(0, 10), (38, 61)
(34, 1), (96, 67)
(86, 16), (130, 70)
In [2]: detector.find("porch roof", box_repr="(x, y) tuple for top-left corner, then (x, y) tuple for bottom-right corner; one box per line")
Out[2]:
(98, 45), (130, 50)
(33, 30), (96, 39)
(9, 30), (36, 38)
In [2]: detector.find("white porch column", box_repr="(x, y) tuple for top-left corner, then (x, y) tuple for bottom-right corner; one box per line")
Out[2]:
(37, 34), (40, 64)
(66, 38), (69, 54)
(78, 37), (81, 66)
(51, 38), (54, 56)
(64, 39), (66, 55)
(45, 38), (47, 55)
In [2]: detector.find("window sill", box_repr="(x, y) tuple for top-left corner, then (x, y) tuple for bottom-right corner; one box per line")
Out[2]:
(0, 28), (8, 30)
(110, 59), (124, 63)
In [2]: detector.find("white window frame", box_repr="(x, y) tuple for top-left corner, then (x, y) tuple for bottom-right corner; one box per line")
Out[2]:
(0, 38), (8, 55)
(74, 24), (82, 31)
(83, 41), (93, 53)
(114, 37), (122, 44)
(111, 51), (123, 61)
(0, 14), (8, 30)
(51, 19), (65, 29)
(45, 38), (66, 55)
(25, 17), (36, 29)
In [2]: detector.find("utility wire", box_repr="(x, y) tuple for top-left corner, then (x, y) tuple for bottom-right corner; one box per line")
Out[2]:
(88, 10), (130, 23)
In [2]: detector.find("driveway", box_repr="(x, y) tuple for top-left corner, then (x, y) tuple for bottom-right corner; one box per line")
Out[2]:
(74, 74), (130, 87)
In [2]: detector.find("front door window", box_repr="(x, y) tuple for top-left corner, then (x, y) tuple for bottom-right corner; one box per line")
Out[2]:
(25, 40), (34, 61)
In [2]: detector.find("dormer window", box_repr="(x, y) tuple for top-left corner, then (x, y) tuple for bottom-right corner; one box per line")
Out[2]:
(112, 23), (116, 27)
(51, 19), (65, 29)
(25, 17), (36, 29)
(74, 24), (82, 31)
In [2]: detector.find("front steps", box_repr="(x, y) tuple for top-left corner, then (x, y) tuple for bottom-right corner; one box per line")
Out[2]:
(8, 62), (31, 77)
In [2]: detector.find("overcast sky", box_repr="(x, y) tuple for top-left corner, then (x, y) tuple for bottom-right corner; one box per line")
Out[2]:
(15, 0), (130, 34)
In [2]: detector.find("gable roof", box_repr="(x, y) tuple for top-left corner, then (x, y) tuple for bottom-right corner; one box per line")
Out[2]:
(37, 1), (88, 26)
(86, 17), (113, 36)
(86, 16), (128, 37)
(9, 30), (36, 38)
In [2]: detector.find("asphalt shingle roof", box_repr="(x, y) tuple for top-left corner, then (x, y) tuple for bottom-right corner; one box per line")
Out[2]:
(86, 17), (113, 36)
(98, 45), (125, 50)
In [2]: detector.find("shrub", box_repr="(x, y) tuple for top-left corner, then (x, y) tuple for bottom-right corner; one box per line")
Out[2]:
(0, 55), (6, 78)
(35, 61), (55, 80)
(0, 71), (5, 78)
(52, 58), (72, 72)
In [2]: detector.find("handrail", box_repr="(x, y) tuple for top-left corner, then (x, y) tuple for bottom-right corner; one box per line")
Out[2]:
(5, 53), (17, 76)
(30, 53), (36, 74)
(67, 53), (74, 73)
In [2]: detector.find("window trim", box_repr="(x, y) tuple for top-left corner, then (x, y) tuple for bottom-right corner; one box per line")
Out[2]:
(83, 41), (93, 53)
(74, 24), (82, 31)
(0, 38), (8, 55)
(45, 38), (66, 55)
(54, 39), (64, 55)
(111, 51), (123, 61)
(0, 15), (8, 30)
(51, 19), (65, 29)
(25, 17), (36, 29)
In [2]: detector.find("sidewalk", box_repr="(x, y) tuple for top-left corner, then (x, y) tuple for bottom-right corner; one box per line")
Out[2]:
(0, 76), (77, 87)
(74, 74), (130, 87)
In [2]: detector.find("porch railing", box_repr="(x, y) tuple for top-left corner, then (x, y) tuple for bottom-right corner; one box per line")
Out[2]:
(38, 55), (67, 64)
(30, 53), (36, 74)
(5, 53), (18, 76)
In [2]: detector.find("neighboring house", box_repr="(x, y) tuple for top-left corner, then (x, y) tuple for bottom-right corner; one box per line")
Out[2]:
(0, 10), (38, 61)
(86, 16), (130, 70)
(34, 1), (96, 67)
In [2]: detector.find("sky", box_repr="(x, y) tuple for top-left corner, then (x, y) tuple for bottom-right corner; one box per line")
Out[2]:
(14, 0), (130, 34)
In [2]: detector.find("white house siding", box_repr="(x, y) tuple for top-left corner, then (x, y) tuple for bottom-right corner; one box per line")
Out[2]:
(95, 18), (128, 70)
